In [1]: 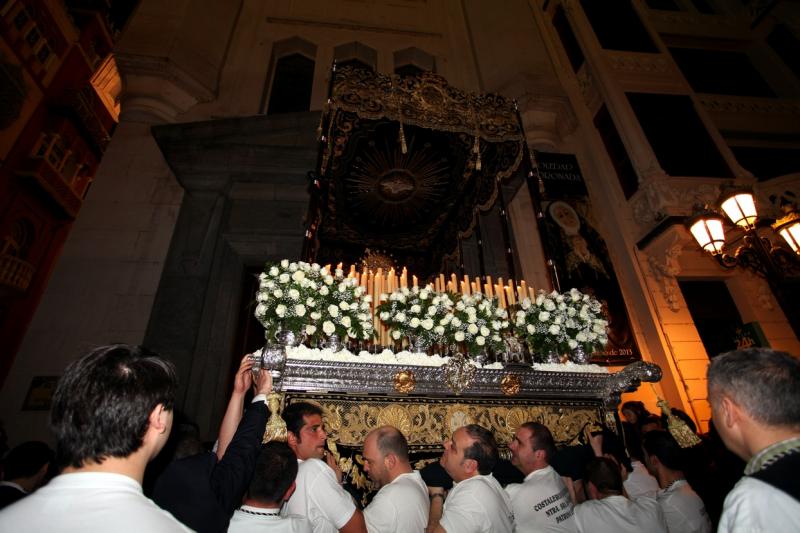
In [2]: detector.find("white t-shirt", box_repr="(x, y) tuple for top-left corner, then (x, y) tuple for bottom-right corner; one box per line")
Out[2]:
(364, 470), (429, 533)
(285, 458), (356, 533)
(657, 480), (711, 533)
(505, 465), (577, 533)
(623, 461), (659, 499)
(718, 476), (800, 533)
(574, 494), (668, 533)
(0, 472), (190, 533)
(228, 505), (312, 532)
(440, 473), (515, 533)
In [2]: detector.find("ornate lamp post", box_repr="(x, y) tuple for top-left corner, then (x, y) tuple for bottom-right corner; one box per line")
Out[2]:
(686, 188), (800, 336)
(687, 189), (800, 276)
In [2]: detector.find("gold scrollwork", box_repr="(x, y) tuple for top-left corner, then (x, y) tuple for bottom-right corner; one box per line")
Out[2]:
(289, 396), (601, 449)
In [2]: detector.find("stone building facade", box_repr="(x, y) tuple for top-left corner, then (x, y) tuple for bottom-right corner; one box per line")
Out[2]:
(1, 0), (798, 445)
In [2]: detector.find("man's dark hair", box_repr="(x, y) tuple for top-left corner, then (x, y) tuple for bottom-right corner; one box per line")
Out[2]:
(2, 441), (54, 480)
(247, 442), (298, 504)
(642, 430), (685, 472)
(374, 426), (409, 462)
(50, 344), (177, 469)
(462, 424), (498, 475)
(640, 415), (663, 431)
(520, 422), (556, 463)
(586, 457), (623, 495)
(708, 348), (800, 427)
(282, 401), (324, 441)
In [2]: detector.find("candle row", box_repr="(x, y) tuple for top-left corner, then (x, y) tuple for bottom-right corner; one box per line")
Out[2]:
(324, 263), (538, 348)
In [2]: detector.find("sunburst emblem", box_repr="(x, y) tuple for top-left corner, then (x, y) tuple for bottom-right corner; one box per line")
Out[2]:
(346, 132), (451, 230)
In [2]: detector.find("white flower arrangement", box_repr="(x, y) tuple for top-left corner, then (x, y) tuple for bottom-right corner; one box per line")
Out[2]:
(312, 269), (375, 342)
(447, 292), (509, 355)
(512, 288), (608, 359)
(376, 287), (455, 347)
(255, 260), (326, 340)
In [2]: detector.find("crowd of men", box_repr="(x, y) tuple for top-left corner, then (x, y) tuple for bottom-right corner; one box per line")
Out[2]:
(0, 344), (798, 532)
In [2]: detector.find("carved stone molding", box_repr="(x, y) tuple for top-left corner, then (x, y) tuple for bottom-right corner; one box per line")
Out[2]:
(698, 95), (800, 117)
(645, 233), (685, 312)
(607, 52), (672, 75)
(631, 178), (721, 226)
(116, 53), (215, 123)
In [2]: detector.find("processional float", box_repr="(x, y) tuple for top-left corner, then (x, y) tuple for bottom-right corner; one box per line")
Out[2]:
(255, 64), (662, 500)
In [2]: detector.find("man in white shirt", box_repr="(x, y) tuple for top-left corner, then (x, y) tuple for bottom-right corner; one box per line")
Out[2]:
(427, 424), (514, 533)
(642, 430), (711, 533)
(0, 344), (190, 532)
(284, 401), (367, 533)
(228, 441), (311, 532)
(505, 422), (576, 532)
(708, 348), (800, 532)
(361, 425), (428, 533)
(573, 457), (667, 533)
(621, 431), (659, 499)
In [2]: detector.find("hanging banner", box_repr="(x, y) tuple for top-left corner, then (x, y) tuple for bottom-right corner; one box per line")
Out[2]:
(536, 152), (588, 198)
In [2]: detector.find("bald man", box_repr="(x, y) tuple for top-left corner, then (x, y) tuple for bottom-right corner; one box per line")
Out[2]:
(362, 426), (429, 533)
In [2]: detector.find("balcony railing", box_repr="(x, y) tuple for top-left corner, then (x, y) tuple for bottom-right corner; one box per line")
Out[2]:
(0, 253), (35, 292)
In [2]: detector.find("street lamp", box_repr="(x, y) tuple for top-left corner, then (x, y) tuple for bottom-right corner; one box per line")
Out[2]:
(686, 189), (800, 280)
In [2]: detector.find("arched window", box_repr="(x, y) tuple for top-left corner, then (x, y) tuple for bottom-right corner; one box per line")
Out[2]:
(264, 37), (317, 115)
(334, 42), (377, 72)
(3, 218), (35, 258)
(393, 47), (436, 78)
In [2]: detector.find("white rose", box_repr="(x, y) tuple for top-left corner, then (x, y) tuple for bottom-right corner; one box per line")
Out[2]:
(452, 317), (462, 327)
(322, 321), (336, 335)
(543, 299), (556, 311)
(476, 336), (485, 346)
(392, 330), (402, 340)
(468, 323), (479, 335)
(526, 324), (535, 334)
(456, 301), (466, 311)
(339, 301), (350, 310)
(295, 304), (306, 316)
(320, 286), (329, 296)
(480, 326), (490, 337)
(380, 312), (390, 321)
(539, 311), (550, 322)
(273, 289), (283, 298)
(396, 312), (406, 322)
(292, 270), (305, 282)
(276, 304), (286, 317)
(310, 311), (321, 320)
(548, 324), (560, 335)
(576, 332), (587, 342)
(568, 339), (578, 349)
(288, 288), (300, 300)
(279, 273), (290, 283)
(421, 318), (434, 330)
(410, 304), (421, 313)
(306, 297), (315, 306)
(328, 304), (339, 317)
(409, 317), (421, 328)
(420, 289), (430, 300)
(341, 316), (351, 328)
(269, 266), (279, 276)
(255, 303), (267, 316)
(435, 326), (445, 335)
(466, 314), (477, 324)
(454, 331), (465, 342)
(280, 259), (289, 268)
(312, 263), (321, 271)
(306, 324), (317, 336)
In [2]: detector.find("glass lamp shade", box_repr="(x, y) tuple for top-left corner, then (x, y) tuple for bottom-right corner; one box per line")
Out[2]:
(688, 213), (726, 254)
(720, 190), (757, 229)
(773, 208), (800, 254)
